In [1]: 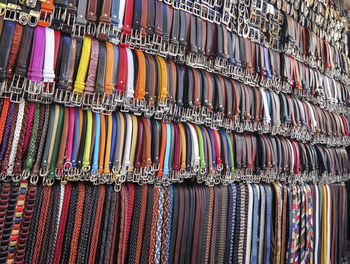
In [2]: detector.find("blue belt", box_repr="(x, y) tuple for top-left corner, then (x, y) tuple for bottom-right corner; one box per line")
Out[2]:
(251, 184), (259, 263)
(92, 113), (100, 175)
(109, 113), (117, 167)
(163, 123), (171, 177)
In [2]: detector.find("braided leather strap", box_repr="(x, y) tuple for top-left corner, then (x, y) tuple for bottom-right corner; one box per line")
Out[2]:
(149, 185), (160, 263)
(52, 183), (72, 264)
(88, 185), (106, 263)
(24, 184), (43, 263)
(6, 180), (28, 262)
(135, 184), (148, 264)
(0, 103), (19, 176)
(107, 190), (120, 264)
(160, 186), (170, 263)
(0, 99), (10, 146)
(0, 183), (11, 241)
(68, 183), (85, 263)
(31, 186), (52, 264)
(0, 182), (20, 263)
(14, 182), (37, 264)
(13, 102), (32, 178)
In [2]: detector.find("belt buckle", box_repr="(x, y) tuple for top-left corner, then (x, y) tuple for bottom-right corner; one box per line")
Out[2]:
(91, 93), (104, 112)
(51, 6), (67, 28)
(82, 92), (94, 107)
(54, 89), (68, 103)
(26, 92), (42, 103)
(41, 82), (55, 96)
(163, 0), (173, 5)
(61, 11), (75, 33)
(70, 91), (83, 106)
(38, 7), (54, 27)
(4, 4), (20, 21)
(40, 94), (53, 104)
(9, 74), (27, 94)
(85, 22), (96, 37)
(151, 34), (162, 50)
(73, 23), (86, 38)
(26, 80), (43, 95)
(102, 93), (117, 110)
(201, 0), (215, 8)
(0, 3), (6, 16)
(193, 1), (201, 16)
(9, 92), (24, 103)
(185, 0), (193, 13)
(96, 22), (110, 40)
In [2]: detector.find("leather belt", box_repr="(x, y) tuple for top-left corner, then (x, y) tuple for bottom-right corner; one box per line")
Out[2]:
(0, 104), (349, 186)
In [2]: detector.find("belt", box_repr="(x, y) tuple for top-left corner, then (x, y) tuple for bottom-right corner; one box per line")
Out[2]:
(1, 105), (349, 185)
(0, 181), (348, 263)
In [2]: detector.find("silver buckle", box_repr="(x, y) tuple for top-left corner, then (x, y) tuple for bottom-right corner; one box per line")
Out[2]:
(70, 91), (83, 106)
(73, 23), (86, 38)
(27, 11), (39, 27)
(96, 22), (110, 39)
(41, 82), (55, 96)
(9, 74), (27, 94)
(85, 22), (96, 36)
(25, 80), (43, 95)
(10, 92), (24, 103)
(54, 89), (68, 103)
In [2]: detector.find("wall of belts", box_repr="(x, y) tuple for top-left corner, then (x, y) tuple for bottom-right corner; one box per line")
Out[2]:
(0, 0), (349, 262)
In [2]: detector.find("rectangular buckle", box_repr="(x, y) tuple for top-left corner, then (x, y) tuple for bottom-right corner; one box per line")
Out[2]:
(61, 11), (76, 33)
(85, 22), (96, 36)
(172, 0), (180, 9)
(26, 92), (42, 103)
(96, 22), (110, 40)
(185, 0), (193, 13)
(214, 10), (221, 24)
(0, 3), (6, 16)
(221, 10), (230, 26)
(193, 1), (200, 16)
(41, 82), (55, 96)
(25, 80), (42, 94)
(201, 0), (215, 8)
(51, 6), (67, 29)
(73, 23), (86, 38)
(9, 74), (27, 93)
(38, 8), (54, 27)
(54, 89), (68, 103)
(10, 92), (24, 103)
(4, 4), (20, 21)
(70, 91), (83, 106)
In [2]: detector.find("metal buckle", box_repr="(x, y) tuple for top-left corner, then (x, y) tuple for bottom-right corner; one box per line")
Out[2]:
(51, 6), (67, 28)
(91, 92), (104, 112)
(70, 91), (83, 106)
(61, 11), (76, 33)
(0, 2), (6, 16)
(73, 23), (86, 38)
(96, 22), (110, 40)
(10, 92), (24, 103)
(9, 74), (27, 94)
(38, 8), (54, 27)
(54, 89), (67, 103)
(25, 80), (43, 95)
(4, 4), (20, 21)
(41, 82), (55, 96)
(85, 22), (96, 36)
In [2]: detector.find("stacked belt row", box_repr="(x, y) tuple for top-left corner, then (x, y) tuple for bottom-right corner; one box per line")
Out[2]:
(0, 100), (349, 186)
(0, 181), (347, 264)
(0, 0), (348, 86)
(0, 26), (350, 121)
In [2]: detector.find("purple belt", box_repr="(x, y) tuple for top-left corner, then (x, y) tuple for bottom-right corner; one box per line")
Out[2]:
(26, 26), (46, 94)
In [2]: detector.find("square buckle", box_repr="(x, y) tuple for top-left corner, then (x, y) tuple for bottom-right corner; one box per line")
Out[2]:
(85, 22), (96, 36)
(9, 74), (27, 94)
(25, 80), (43, 94)
(96, 22), (110, 40)
(41, 82), (55, 96)
(60, 11), (75, 33)
(10, 92), (24, 103)
(73, 23), (86, 39)
(38, 8), (54, 27)
(70, 91), (83, 106)
(4, 4), (20, 21)
(54, 89), (68, 103)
